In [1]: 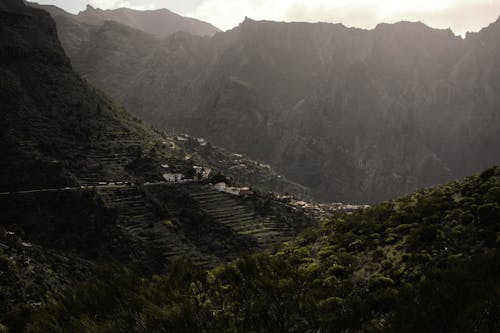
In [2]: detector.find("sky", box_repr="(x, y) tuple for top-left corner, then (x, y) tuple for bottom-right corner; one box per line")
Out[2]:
(35, 0), (500, 36)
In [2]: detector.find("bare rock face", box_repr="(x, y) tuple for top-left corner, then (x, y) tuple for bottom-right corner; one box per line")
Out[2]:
(39, 4), (500, 203)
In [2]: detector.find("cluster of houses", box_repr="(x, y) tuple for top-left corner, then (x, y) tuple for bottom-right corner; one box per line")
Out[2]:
(162, 165), (212, 183)
(172, 134), (207, 147)
(160, 163), (253, 196)
(213, 182), (253, 196)
(276, 195), (369, 218)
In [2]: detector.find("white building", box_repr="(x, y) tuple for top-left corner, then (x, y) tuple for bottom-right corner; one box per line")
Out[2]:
(213, 182), (253, 196)
(163, 173), (183, 182)
(193, 166), (212, 180)
(214, 182), (227, 191)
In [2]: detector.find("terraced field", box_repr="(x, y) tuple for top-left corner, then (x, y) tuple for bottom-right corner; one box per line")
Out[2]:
(188, 186), (297, 248)
(77, 146), (139, 184)
(97, 186), (220, 269)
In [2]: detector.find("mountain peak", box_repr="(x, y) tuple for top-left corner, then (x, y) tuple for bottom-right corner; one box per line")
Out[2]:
(238, 16), (256, 27)
(74, 4), (220, 36)
(375, 20), (430, 31)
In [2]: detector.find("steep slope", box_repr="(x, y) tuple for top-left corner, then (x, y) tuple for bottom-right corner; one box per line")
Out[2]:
(5, 166), (499, 332)
(0, 0), (316, 312)
(46, 11), (500, 203)
(170, 133), (311, 198)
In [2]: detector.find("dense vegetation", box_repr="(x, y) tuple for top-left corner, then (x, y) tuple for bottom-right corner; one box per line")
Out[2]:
(3, 167), (499, 332)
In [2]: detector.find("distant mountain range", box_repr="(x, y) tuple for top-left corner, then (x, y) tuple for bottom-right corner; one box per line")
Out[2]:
(33, 2), (500, 203)
(29, 2), (220, 37)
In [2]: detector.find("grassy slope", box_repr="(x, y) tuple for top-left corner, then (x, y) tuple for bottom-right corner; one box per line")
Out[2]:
(4, 167), (499, 332)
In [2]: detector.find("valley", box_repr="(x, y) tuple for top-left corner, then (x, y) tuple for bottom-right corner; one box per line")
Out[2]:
(0, 1), (499, 332)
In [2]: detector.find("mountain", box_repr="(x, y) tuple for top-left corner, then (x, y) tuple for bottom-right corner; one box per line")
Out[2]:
(29, 2), (220, 37)
(5, 164), (499, 332)
(77, 4), (220, 37)
(43, 9), (500, 203)
(0, 0), (316, 313)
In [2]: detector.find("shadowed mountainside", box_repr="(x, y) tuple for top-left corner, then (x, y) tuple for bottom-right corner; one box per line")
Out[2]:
(41, 6), (500, 203)
(0, 0), (316, 312)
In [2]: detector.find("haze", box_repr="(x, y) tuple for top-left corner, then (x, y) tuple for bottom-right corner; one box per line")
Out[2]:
(36, 0), (500, 35)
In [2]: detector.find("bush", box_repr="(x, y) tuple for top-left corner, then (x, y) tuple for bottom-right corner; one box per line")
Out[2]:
(476, 203), (500, 226)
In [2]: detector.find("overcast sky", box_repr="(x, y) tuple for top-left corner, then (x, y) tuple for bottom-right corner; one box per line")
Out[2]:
(35, 0), (500, 36)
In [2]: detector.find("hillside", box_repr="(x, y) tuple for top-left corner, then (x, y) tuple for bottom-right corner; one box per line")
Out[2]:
(4, 166), (499, 332)
(44, 7), (500, 203)
(0, 0), (317, 313)
(169, 133), (311, 198)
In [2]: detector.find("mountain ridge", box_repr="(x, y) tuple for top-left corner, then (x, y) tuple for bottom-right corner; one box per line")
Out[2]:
(28, 1), (220, 38)
(76, 4), (220, 37)
(39, 7), (500, 203)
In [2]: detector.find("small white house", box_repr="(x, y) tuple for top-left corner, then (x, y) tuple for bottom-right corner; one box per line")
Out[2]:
(163, 173), (183, 182)
(239, 187), (253, 195)
(214, 182), (253, 196)
(214, 182), (227, 191)
(225, 187), (241, 195)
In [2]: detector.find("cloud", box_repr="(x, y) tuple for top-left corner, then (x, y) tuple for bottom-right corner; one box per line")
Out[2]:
(87, 0), (205, 13)
(36, 0), (204, 15)
(191, 0), (500, 35)
(88, 0), (155, 10)
(36, 0), (500, 34)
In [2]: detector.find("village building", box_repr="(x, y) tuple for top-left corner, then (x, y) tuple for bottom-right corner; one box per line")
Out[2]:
(162, 173), (184, 182)
(193, 166), (212, 181)
(213, 182), (253, 196)
(214, 182), (227, 191)
(238, 187), (253, 195)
